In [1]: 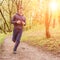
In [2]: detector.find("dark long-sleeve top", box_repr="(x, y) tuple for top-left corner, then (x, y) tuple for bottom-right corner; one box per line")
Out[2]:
(11, 13), (26, 29)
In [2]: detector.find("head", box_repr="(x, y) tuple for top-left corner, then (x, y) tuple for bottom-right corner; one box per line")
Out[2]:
(17, 8), (23, 15)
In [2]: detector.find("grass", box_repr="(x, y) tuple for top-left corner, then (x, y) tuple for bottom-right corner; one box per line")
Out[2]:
(0, 33), (6, 44)
(21, 25), (60, 55)
(0, 32), (11, 45)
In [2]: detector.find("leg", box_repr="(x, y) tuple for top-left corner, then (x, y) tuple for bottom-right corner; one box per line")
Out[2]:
(13, 29), (22, 51)
(12, 29), (18, 43)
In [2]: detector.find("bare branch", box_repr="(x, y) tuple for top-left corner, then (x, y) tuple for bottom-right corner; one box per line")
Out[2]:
(0, 9), (10, 31)
(2, 5), (9, 14)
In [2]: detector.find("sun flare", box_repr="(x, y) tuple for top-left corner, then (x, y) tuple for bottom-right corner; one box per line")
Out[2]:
(49, 1), (58, 11)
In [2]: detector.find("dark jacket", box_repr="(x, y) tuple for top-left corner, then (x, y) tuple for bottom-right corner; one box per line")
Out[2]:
(11, 13), (26, 29)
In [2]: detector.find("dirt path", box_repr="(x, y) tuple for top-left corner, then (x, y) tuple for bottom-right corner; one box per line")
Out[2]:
(0, 36), (60, 60)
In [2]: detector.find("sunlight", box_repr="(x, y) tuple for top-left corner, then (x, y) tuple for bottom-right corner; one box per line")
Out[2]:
(0, 0), (3, 2)
(0, 0), (3, 3)
(49, 1), (58, 11)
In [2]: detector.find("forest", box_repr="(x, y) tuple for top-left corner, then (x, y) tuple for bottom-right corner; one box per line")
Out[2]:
(0, 0), (60, 38)
(0, 0), (60, 59)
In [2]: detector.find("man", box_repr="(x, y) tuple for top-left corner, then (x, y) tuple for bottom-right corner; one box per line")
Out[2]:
(11, 8), (26, 54)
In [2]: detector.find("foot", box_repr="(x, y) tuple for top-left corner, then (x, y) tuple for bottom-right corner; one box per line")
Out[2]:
(13, 51), (17, 54)
(12, 40), (15, 43)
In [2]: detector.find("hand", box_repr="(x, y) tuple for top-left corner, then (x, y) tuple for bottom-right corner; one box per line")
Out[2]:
(16, 20), (21, 24)
(22, 21), (25, 25)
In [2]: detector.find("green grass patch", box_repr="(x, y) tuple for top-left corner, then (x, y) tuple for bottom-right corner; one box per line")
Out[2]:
(0, 32), (11, 45)
(0, 33), (6, 44)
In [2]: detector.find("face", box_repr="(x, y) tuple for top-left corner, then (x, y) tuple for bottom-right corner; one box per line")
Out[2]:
(18, 9), (23, 15)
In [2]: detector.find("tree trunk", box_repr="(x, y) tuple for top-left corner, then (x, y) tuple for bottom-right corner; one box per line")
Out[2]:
(53, 19), (55, 28)
(0, 26), (6, 34)
(4, 22), (6, 32)
(9, 12), (12, 32)
(46, 25), (50, 38)
(45, 12), (51, 38)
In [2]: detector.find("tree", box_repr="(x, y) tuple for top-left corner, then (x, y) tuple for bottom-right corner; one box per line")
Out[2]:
(45, 0), (51, 38)
(45, 11), (51, 38)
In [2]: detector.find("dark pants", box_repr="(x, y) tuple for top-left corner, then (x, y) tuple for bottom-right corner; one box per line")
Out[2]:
(12, 28), (22, 51)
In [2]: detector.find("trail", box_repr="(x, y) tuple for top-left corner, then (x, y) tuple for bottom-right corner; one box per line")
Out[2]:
(0, 36), (60, 60)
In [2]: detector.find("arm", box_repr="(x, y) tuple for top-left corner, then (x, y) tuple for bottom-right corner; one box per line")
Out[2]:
(21, 21), (26, 26)
(11, 15), (17, 24)
(22, 17), (26, 26)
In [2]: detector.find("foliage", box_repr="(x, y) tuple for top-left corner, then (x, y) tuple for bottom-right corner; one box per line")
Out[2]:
(0, 0), (60, 38)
